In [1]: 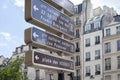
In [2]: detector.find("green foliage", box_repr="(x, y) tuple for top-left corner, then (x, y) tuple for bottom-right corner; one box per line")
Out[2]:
(0, 57), (28, 80)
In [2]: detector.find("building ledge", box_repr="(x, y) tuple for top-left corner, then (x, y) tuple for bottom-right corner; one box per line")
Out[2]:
(104, 51), (120, 57)
(104, 69), (120, 74)
(103, 33), (120, 41)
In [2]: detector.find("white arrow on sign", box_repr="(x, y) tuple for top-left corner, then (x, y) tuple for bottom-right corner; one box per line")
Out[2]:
(33, 32), (39, 39)
(35, 55), (39, 60)
(33, 5), (39, 11)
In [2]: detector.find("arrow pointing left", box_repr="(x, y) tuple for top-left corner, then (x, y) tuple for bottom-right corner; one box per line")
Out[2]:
(33, 32), (39, 39)
(33, 5), (39, 11)
(35, 55), (39, 60)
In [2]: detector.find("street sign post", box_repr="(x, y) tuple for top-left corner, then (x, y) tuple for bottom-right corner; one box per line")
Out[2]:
(25, 27), (74, 54)
(24, 0), (75, 77)
(25, 0), (74, 38)
(25, 50), (74, 72)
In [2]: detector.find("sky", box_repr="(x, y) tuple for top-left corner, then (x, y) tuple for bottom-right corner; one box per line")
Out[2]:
(0, 0), (120, 58)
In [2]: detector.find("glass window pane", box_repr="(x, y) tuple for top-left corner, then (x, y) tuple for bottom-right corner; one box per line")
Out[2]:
(106, 29), (111, 36)
(105, 42), (111, 53)
(117, 56), (120, 69)
(105, 58), (111, 70)
(105, 75), (111, 80)
(95, 50), (100, 59)
(118, 74), (120, 80)
(117, 40), (120, 51)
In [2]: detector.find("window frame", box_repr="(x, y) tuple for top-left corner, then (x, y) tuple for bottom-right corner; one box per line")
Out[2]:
(116, 26), (120, 34)
(76, 29), (80, 38)
(105, 42), (111, 53)
(118, 74), (120, 80)
(106, 28), (111, 36)
(117, 40), (120, 51)
(76, 56), (80, 66)
(95, 36), (100, 45)
(105, 58), (111, 70)
(76, 42), (80, 52)
(117, 56), (120, 69)
(95, 64), (101, 75)
(95, 50), (100, 60)
(85, 38), (90, 47)
(86, 52), (91, 61)
(86, 66), (91, 76)
(105, 75), (111, 80)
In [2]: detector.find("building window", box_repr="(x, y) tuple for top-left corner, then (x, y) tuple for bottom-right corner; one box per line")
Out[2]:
(86, 66), (90, 76)
(106, 28), (111, 36)
(105, 58), (111, 70)
(35, 70), (39, 80)
(85, 38), (90, 47)
(86, 52), (90, 61)
(117, 40), (120, 51)
(76, 42), (80, 52)
(76, 69), (80, 76)
(17, 48), (21, 53)
(49, 74), (54, 80)
(76, 70), (80, 80)
(85, 25), (91, 32)
(76, 17), (81, 25)
(105, 75), (111, 80)
(94, 22), (100, 29)
(105, 42), (111, 53)
(117, 56), (120, 69)
(95, 64), (100, 75)
(75, 7), (78, 14)
(76, 29), (80, 38)
(95, 36), (100, 44)
(91, 23), (94, 30)
(116, 26), (120, 34)
(118, 74), (120, 80)
(95, 50), (100, 60)
(76, 56), (80, 66)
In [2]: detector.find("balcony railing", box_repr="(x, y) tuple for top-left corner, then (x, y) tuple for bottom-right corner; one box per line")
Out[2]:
(117, 31), (120, 34)
(76, 48), (80, 52)
(105, 66), (111, 70)
(118, 64), (120, 69)
(95, 56), (100, 60)
(86, 58), (90, 61)
(75, 21), (81, 25)
(86, 73), (90, 76)
(85, 44), (90, 47)
(76, 34), (80, 38)
(95, 71), (101, 75)
(117, 47), (120, 51)
(75, 62), (80, 66)
(35, 78), (45, 80)
(95, 41), (100, 45)
(105, 49), (111, 53)
(73, 76), (81, 80)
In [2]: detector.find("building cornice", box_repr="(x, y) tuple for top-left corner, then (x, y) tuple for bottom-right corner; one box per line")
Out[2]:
(104, 69), (120, 74)
(105, 22), (120, 28)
